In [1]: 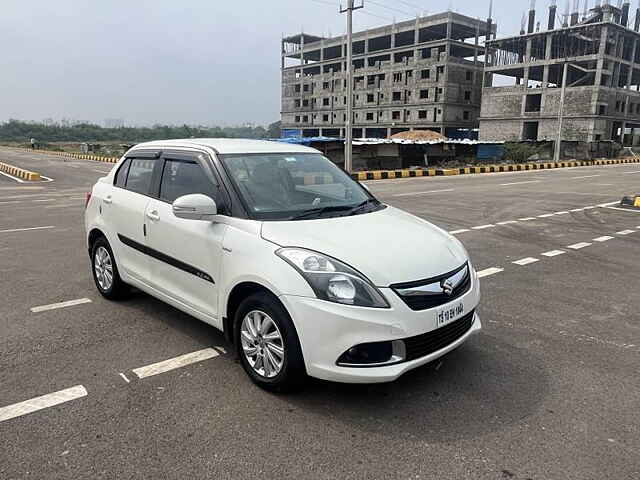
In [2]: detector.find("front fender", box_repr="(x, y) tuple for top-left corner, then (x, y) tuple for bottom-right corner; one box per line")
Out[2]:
(220, 225), (316, 318)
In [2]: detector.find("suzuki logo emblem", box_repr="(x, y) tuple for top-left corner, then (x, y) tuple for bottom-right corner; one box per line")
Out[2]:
(441, 279), (454, 296)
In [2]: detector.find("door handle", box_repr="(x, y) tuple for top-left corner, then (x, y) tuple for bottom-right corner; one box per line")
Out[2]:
(146, 210), (160, 221)
(103, 196), (113, 205)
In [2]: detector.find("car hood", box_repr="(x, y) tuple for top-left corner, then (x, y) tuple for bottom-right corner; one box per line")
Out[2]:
(260, 206), (468, 286)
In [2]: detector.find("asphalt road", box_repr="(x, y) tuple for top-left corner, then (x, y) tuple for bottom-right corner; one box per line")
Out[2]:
(0, 147), (638, 480)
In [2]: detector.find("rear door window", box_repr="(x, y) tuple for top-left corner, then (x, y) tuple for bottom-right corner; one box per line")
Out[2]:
(125, 159), (155, 195)
(159, 159), (218, 204)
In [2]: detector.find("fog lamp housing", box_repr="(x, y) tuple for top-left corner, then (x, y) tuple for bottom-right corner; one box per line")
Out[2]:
(336, 340), (406, 367)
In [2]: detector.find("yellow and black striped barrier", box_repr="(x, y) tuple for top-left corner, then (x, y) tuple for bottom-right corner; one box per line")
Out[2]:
(9, 147), (119, 163)
(0, 161), (41, 181)
(620, 194), (640, 209)
(351, 158), (640, 181)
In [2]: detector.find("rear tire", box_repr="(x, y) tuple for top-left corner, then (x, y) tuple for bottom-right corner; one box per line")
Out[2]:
(91, 236), (128, 300)
(235, 292), (306, 393)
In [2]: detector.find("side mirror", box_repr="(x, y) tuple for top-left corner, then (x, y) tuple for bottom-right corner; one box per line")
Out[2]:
(172, 194), (217, 221)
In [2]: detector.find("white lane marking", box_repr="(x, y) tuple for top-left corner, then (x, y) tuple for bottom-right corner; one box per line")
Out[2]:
(542, 250), (566, 257)
(623, 170), (640, 174)
(538, 213), (555, 218)
(598, 202), (620, 207)
(568, 242), (592, 250)
(119, 373), (130, 383)
(513, 257), (539, 266)
(569, 208), (584, 212)
(449, 229), (470, 234)
(92, 169), (110, 174)
(554, 211), (570, 215)
(472, 224), (495, 230)
(519, 217), (537, 221)
(0, 170), (26, 183)
(132, 348), (219, 379)
(40, 175), (54, 182)
(476, 267), (504, 278)
(583, 206), (596, 209)
(0, 200), (20, 205)
(0, 225), (55, 234)
(31, 298), (92, 313)
(497, 220), (519, 225)
(45, 203), (82, 209)
(571, 174), (601, 179)
(616, 230), (636, 235)
(392, 188), (454, 197)
(594, 236), (614, 242)
(499, 180), (541, 186)
(0, 385), (87, 423)
(606, 206), (640, 214)
(32, 199), (56, 203)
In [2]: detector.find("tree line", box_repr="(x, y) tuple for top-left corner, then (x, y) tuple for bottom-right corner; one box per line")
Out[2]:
(0, 119), (282, 143)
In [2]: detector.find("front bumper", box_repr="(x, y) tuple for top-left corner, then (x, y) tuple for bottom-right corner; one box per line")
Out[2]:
(279, 271), (481, 384)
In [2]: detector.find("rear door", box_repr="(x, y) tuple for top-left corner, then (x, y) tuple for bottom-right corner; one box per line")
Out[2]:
(102, 153), (159, 283)
(144, 151), (228, 326)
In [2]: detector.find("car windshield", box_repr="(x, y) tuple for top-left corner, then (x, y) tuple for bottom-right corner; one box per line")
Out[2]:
(220, 153), (383, 220)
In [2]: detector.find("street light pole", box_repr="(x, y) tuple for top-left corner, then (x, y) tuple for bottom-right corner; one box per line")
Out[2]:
(341, 0), (363, 173)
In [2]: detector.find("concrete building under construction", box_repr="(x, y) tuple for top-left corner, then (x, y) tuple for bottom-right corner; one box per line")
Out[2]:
(281, 12), (496, 139)
(479, 0), (640, 145)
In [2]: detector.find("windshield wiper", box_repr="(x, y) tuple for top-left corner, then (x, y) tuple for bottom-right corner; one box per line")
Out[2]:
(346, 198), (379, 216)
(290, 205), (353, 220)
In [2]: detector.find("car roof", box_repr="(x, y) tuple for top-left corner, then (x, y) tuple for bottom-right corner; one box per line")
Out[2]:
(130, 138), (320, 155)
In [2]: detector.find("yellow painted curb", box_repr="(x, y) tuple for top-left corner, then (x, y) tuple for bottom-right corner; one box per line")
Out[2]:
(0, 161), (41, 181)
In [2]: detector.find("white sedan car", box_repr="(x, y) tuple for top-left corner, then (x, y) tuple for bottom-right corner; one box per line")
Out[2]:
(85, 139), (481, 391)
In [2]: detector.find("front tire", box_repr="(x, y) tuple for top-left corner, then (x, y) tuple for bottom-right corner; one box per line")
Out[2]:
(235, 292), (306, 392)
(91, 236), (128, 300)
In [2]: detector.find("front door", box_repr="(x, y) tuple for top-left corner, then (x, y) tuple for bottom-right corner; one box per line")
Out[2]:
(144, 152), (227, 326)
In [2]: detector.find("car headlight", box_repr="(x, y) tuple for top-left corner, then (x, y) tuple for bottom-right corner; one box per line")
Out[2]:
(276, 247), (389, 308)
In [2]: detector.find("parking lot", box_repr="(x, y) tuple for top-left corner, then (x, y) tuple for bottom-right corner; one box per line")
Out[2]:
(1, 146), (639, 479)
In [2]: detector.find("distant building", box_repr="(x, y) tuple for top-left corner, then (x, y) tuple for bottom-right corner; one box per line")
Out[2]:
(479, 2), (640, 145)
(281, 12), (495, 139)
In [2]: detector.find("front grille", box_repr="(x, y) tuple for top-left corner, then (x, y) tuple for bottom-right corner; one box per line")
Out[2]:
(404, 310), (475, 361)
(391, 263), (471, 311)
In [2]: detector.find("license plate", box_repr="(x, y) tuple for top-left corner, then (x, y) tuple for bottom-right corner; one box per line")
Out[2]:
(436, 302), (464, 328)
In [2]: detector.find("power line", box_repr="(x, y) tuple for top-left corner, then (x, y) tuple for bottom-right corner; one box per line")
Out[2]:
(366, 0), (414, 17)
(392, 0), (424, 12)
(309, 0), (340, 6)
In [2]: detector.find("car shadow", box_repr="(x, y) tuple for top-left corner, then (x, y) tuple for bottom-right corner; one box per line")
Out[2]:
(285, 332), (550, 443)
(117, 291), (549, 444)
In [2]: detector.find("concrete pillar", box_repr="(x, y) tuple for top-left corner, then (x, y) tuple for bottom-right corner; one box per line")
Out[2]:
(628, 39), (638, 90)
(542, 65), (550, 87)
(594, 26), (609, 88)
(391, 22), (396, 49)
(545, 32), (553, 62)
(320, 39), (324, 62)
(445, 18), (452, 56)
(474, 23), (480, 66)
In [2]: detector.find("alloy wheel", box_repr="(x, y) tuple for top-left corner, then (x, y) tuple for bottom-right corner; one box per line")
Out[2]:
(240, 310), (285, 378)
(94, 246), (114, 291)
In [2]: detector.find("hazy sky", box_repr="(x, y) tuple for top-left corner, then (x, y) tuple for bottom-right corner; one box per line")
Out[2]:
(0, 0), (524, 127)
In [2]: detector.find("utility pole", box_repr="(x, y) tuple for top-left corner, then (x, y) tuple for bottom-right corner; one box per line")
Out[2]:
(554, 61), (568, 162)
(340, 0), (364, 173)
